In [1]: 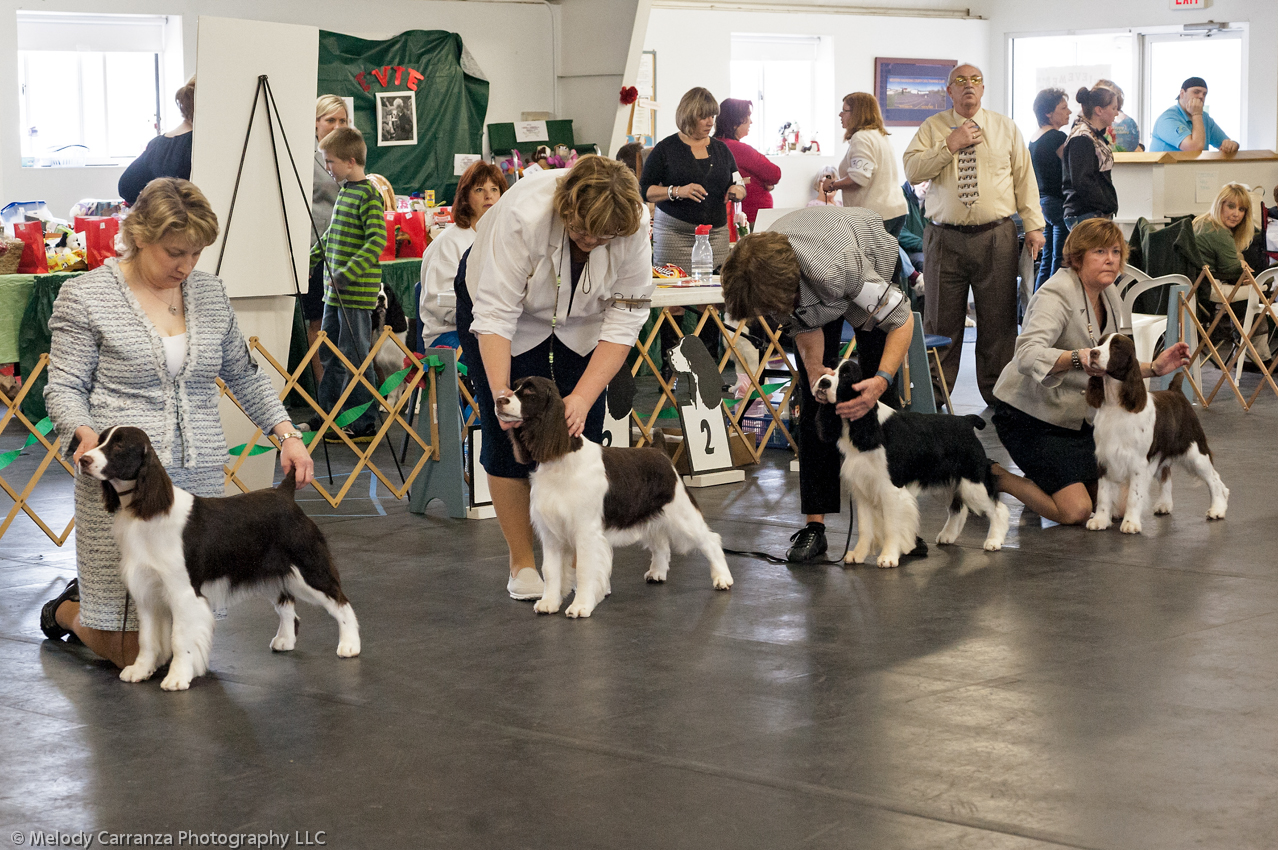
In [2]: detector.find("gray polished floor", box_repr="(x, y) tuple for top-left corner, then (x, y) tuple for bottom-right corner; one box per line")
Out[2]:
(3, 352), (1278, 849)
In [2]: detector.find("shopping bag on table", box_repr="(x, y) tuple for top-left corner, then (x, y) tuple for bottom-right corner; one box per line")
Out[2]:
(380, 213), (399, 262)
(396, 211), (427, 258)
(84, 219), (119, 269)
(13, 221), (48, 274)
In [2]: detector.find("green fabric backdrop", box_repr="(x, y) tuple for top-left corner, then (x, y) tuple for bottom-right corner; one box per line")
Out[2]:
(317, 30), (489, 205)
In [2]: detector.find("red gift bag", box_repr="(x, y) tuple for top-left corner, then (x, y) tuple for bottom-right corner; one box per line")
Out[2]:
(396, 211), (427, 258)
(13, 221), (48, 274)
(380, 213), (399, 262)
(84, 219), (119, 269)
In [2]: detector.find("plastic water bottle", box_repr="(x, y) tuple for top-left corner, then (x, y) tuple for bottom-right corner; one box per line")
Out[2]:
(691, 224), (714, 281)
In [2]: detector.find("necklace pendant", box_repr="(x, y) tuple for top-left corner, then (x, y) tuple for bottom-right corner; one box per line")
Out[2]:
(169, 305), (178, 315)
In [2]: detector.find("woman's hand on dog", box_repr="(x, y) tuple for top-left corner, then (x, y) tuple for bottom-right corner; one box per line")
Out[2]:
(563, 393), (591, 438)
(836, 375), (889, 421)
(72, 425), (99, 465)
(279, 437), (314, 487)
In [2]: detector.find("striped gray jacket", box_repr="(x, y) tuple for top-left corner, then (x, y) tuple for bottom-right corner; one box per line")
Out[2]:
(44, 260), (289, 468)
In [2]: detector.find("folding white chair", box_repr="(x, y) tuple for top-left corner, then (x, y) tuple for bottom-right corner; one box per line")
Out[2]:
(1116, 266), (1195, 388)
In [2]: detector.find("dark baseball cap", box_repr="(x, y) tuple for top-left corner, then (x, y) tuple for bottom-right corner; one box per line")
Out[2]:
(1181, 77), (1208, 92)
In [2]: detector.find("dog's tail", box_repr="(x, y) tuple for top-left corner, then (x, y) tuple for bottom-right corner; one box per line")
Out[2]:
(962, 414), (986, 431)
(1168, 371), (1186, 393)
(277, 467), (298, 499)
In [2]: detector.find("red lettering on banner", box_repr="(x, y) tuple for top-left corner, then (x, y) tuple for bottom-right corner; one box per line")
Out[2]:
(371, 66), (390, 87)
(354, 71), (370, 93)
(407, 69), (424, 91)
(394, 66), (404, 85)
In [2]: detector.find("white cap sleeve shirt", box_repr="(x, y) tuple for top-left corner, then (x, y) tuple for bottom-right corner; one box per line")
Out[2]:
(464, 170), (654, 358)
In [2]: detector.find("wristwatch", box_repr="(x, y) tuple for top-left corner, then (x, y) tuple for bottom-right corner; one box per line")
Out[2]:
(278, 429), (304, 443)
(875, 369), (895, 386)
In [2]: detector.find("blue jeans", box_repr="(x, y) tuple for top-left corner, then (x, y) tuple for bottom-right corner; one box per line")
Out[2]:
(1036, 196), (1066, 290)
(317, 300), (378, 432)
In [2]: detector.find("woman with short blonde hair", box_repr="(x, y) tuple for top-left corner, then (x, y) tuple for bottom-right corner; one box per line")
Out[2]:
(305, 95), (352, 370)
(457, 155), (652, 600)
(41, 177), (313, 667)
(990, 218), (1187, 526)
(822, 92), (907, 232)
(639, 87), (746, 271)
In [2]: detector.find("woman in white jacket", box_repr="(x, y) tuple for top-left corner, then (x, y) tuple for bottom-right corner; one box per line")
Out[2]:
(457, 156), (652, 600)
(821, 92), (908, 237)
(418, 161), (507, 348)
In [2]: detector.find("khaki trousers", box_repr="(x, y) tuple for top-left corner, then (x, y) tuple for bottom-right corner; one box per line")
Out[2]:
(922, 219), (1020, 406)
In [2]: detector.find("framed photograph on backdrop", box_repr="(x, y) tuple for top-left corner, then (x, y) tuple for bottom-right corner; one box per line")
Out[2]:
(874, 58), (956, 126)
(376, 91), (417, 146)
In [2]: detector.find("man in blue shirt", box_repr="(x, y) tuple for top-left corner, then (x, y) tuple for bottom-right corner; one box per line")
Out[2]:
(1150, 76), (1240, 154)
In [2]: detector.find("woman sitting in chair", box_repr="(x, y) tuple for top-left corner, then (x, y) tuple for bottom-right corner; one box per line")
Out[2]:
(418, 161), (507, 349)
(1193, 183), (1268, 360)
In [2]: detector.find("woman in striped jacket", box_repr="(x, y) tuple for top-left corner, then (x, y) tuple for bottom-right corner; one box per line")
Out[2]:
(39, 178), (313, 669)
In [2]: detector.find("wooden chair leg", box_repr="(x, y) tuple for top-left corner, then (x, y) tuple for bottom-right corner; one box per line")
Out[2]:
(930, 348), (953, 411)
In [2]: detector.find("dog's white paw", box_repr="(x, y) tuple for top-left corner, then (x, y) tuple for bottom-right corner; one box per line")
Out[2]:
(712, 572), (733, 590)
(564, 601), (595, 618)
(1120, 518), (1142, 534)
(119, 663), (155, 683)
(336, 638), (360, 658)
(935, 529), (959, 546)
(1153, 502), (1173, 516)
(533, 598), (560, 615)
(1206, 505), (1227, 520)
(271, 635), (296, 652)
(876, 554), (900, 568)
(983, 539), (1003, 552)
(160, 673), (192, 691)
(644, 568), (668, 583)
(1086, 514), (1111, 531)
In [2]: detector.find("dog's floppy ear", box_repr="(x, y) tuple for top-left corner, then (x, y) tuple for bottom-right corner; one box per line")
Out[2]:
(814, 396), (843, 444)
(508, 428), (532, 465)
(1085, 375), (1105, 409)
(523, 387), (579, 463)
(101, 480), (121, 513)
(1119, 366), (1147, 413)
(129, 443), (175, 520)
(1110, 337), (1147, 413)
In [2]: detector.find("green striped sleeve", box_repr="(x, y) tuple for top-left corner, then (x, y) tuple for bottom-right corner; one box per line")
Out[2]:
(322, 180), (386, 309)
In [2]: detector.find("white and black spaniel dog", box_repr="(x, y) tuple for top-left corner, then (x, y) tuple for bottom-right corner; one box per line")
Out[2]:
(79, 426), (360, 691)
(497, 377), (733, 618)
(815, 359), (1009, 567)
(1085, 333), (1228, 533)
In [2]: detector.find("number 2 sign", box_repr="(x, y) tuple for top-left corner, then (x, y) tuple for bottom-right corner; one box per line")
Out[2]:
(667, 337), (733, 475)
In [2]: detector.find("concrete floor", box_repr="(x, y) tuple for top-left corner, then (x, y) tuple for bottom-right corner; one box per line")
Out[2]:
(3, 347), (1278, 849)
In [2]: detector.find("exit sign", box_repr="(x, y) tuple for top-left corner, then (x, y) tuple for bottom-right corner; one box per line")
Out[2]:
(1171, 0), (1210, 9)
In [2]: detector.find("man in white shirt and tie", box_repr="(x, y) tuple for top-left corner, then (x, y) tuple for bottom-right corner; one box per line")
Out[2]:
(904, 64), (1045, 406)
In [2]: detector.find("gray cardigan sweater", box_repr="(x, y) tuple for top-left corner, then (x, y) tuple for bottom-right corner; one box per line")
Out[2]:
(45, 261), (289, 468)
(993, 267), (1123, 430)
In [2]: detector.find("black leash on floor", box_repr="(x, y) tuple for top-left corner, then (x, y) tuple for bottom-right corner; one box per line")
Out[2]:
(722, 520), (856, 566)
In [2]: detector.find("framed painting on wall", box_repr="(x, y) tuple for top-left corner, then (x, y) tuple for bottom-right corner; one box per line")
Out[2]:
(875, 58), (956, 126)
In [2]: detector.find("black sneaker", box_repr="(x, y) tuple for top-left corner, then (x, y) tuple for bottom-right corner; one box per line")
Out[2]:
(40, 578), (80, 642)
(787, 522), (828, 563)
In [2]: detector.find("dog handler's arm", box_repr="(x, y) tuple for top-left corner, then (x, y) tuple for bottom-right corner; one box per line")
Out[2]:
(272, 423), (314, 487)
(837, 312), (914, 421)
(477, 333), (521, 432)
(1146, 341), (1191, 378)
(796, 329), (835, 398)
(564, 341), (631, 438)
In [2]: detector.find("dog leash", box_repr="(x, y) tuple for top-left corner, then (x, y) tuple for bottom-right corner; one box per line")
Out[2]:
(721, 518), (856, 566)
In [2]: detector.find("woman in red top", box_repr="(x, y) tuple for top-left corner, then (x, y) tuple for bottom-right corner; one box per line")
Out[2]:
(714, 98), (782, 225)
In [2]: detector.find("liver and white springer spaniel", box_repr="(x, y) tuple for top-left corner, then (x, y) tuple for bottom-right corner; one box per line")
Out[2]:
(497, 376), (732, 618)
(1085, 333), (1228, 534)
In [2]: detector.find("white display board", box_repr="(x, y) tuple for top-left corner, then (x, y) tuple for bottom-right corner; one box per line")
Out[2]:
(191, 16), (319, 298)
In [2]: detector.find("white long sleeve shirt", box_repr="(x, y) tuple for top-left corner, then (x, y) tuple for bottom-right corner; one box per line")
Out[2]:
(838, 129), (907, 221)
(418, 223), (475, 340)
(465, 170), (653, 357)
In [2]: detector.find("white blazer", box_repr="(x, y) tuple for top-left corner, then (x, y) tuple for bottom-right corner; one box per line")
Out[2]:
(418, 223), (475, 340)
(465, 170), (653, 358)
(839, 129), (908, 221)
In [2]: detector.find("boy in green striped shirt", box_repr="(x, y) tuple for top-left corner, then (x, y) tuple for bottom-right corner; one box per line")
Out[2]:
(310, 126), (386, 440)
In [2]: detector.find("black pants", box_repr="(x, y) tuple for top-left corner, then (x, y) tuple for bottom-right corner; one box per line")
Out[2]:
(794, 319), (897, 516)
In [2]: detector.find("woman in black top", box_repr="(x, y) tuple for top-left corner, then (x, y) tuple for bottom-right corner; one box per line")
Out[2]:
(1062, 85), (1120, 230)
(1029, 87), (1069, 289)
(118, 77), (195, 206)
(639, 87), (746, 270)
